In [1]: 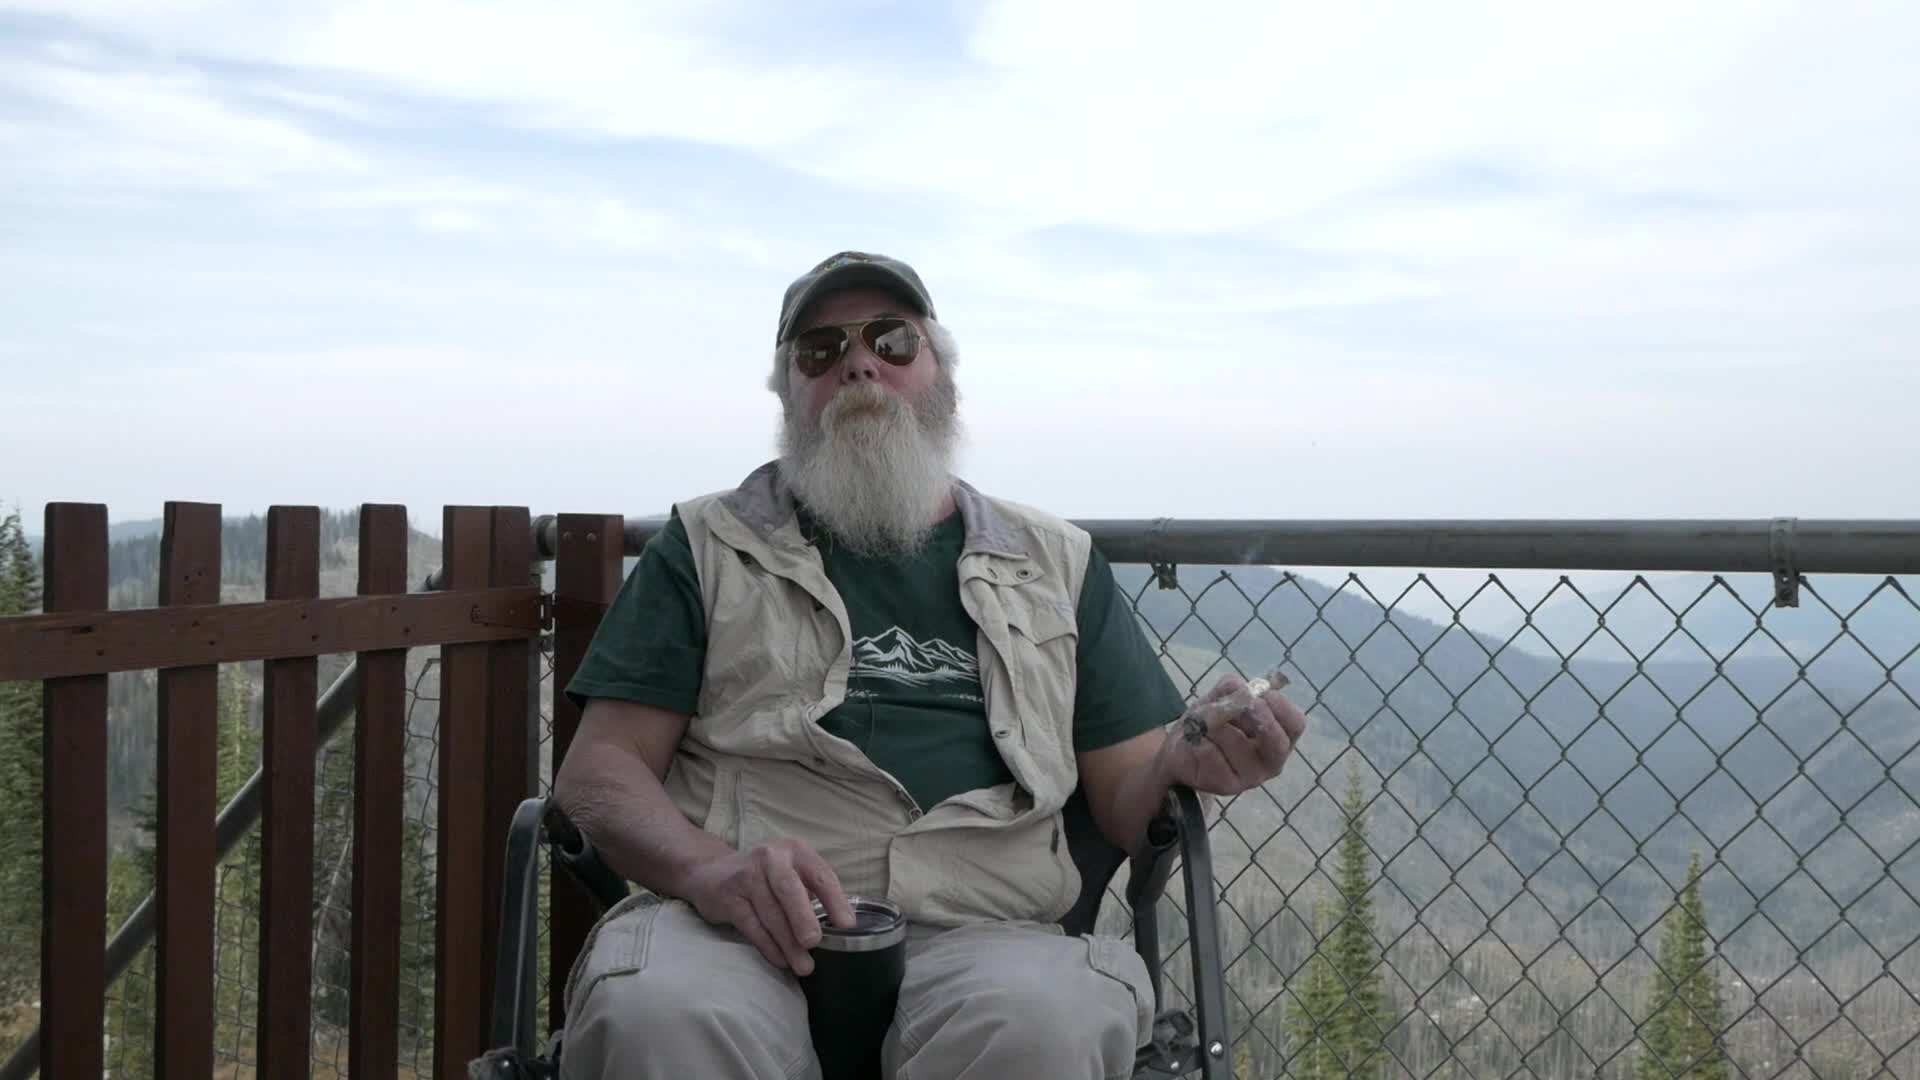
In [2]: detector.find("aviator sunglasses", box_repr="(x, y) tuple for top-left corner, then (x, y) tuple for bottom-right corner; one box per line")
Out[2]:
(790, 317), (923, 377)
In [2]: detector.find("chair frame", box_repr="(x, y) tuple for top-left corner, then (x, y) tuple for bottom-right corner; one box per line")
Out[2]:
(477, 785), (1232, 1079)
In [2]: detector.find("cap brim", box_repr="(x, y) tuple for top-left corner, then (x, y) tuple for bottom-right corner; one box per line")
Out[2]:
(779, 264), (932, 342)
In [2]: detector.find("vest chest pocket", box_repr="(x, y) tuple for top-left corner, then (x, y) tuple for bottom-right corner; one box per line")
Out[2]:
(700, 550), (808, 719)
(1000, 589), (1080, 759)
(1004, 589), (1077, 647)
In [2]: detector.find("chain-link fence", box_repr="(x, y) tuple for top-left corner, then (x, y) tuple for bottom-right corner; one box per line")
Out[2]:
(64, 554), (1920, 1079)
(1113, 564), (1919, 1080)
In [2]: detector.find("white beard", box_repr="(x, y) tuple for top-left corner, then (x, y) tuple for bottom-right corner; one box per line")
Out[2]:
(778, 372), (960, 558)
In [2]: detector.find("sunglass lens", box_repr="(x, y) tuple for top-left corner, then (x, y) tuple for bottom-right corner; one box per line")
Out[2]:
(792, 326), (848, 376)
(862, 318), (920, 365)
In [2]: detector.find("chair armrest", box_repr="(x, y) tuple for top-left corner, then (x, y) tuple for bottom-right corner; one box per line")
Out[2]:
(1166, 786), (1228, 1077)
(486, 796), (633, 1060)
(542, 799), (632, 914)
(1124, 783), (1196, 1006)
(1125, 785), (1230, 1079)
(488, 796), (550, 1058)
(1124, 795), (1183, 913)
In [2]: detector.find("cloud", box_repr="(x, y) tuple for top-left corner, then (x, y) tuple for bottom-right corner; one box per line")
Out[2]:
(589, 198), (668, 252)
(15, 0), (1917, 225)
(0, 0), (1915, 525)
(0, 339), (784, 517)
(927, 238), (1447, 321)
(242, 83), (386, 124)
(416, 206), (482, 233)
(1, 0), (863, 147)
(10, 3), (1915, 254)
(0, 28), (764, 259)
(0, 50), (367, 188)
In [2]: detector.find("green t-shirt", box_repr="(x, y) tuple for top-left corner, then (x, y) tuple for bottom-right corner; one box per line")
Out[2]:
(565, 505), (1187, 812)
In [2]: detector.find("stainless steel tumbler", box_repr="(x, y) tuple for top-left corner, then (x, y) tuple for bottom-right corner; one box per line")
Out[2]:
(798, 896), (907, 1080)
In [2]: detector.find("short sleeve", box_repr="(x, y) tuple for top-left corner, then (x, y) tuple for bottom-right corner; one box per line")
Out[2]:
(563, 510), (707, 716)
(1071, 544), (1189, 752)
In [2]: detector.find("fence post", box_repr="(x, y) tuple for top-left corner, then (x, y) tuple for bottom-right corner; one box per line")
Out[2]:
(521, 544), (545, 1048)
(258, 506), (319, 1072)
(155, 501), (221, 1078)
(482, 507), (533, 1038)
(547, 514), (625, 1031)
(350, 505), (410, 1079)
(435, 505), (535, 1075)
(39, 503), (108, 1079)
(436, 506), (494, 1077)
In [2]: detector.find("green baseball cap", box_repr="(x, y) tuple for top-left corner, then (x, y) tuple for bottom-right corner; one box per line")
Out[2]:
(776, 250), (937, 343)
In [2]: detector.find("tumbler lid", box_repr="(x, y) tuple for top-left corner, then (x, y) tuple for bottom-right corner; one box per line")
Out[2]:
(811, 895), (906, 953)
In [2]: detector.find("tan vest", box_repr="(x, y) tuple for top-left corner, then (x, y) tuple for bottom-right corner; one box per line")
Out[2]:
(657, 462), (1093, 928)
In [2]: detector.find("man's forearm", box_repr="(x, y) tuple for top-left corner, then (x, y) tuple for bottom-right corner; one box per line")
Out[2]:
(553, 747), (733, 901)
(1098, 734), (1181, 854)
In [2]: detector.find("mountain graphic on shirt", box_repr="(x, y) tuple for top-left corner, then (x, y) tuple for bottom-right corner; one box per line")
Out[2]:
(850, 627), (978, 686)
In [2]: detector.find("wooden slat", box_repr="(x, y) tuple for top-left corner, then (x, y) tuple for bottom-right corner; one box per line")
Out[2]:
(350, 504), (409, 1080)
(0, 585), (541, 679)
(481, 506), (533, 1031)
(156, 501), (219, 1079)
(257, 506), (318, 1073)
(40, 503), (108, 1080)
(436, 506), (494, 1079)
(548, 513), (625, 1031)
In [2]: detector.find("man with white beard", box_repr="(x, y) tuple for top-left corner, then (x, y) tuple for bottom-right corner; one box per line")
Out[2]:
(550, 251), (1307, 1078)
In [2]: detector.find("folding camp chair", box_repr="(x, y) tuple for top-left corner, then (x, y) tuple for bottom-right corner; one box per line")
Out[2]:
(475, 783), (1232, 1078)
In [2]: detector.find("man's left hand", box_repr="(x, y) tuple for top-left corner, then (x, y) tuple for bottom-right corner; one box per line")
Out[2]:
(1159, 674), (1308, 796)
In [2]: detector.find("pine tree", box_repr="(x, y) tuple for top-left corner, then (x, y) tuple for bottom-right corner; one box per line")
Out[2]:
(0, 506), (44, 1024)
(97, 669), (261, 1074)
(0, 507), (35, 613)
(1284, 762), (1391, 1079)
(105, 850), (158, 1080)
(1635, 853), (1730, 1080)
(310, 718), (360, 1031)
(1329, 763), (1390, 1078)
(398, 805), (437, 1043)
(1284, 895), (1348, 1079)
(212, 666), (262, 1063)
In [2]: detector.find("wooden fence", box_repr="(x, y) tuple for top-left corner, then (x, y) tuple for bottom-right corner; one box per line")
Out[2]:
(543, 514), (626, 1040)
(0, 501), (567, 1079)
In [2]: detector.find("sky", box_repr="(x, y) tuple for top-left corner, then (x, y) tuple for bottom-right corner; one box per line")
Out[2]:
(2, 0), (1917, 550)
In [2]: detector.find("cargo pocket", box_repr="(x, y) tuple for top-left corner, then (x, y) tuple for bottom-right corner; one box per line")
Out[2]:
(711, 761), (743, 845)
(562, 892), (667, 1018)
(1085, 933), (1156, 1052)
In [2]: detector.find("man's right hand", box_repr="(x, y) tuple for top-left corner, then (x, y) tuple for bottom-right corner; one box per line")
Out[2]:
(678, 838), (857, 976)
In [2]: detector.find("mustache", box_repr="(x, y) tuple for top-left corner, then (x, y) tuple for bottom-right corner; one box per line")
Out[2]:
(818, 383), (904, 433)
(827, 382), (892, 411)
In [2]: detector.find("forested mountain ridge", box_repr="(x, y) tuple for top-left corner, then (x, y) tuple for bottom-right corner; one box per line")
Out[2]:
(1114, 561), (1916, 1079)
(1116, 562), (1916, 940)
(90, 509), (445, 842)
(1, 507), (449, 1075)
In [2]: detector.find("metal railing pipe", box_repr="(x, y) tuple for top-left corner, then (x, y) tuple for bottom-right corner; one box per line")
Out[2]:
(532, 515), (1920, 574)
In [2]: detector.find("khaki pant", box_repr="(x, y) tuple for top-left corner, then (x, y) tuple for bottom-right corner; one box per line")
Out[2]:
(558, 894), (1155, 1080)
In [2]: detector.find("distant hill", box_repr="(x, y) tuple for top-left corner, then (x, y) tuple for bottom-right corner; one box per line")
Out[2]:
(91, 509), (446, 845)
(1478, 571), (1920, 664)
(22, 516), (161, 561)
(1114, 560), (1918, 1077)
(1115, 560), (1916, 950)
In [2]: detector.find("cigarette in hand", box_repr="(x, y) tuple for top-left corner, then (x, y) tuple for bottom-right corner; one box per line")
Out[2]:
(1180, 670), (1289, 744)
